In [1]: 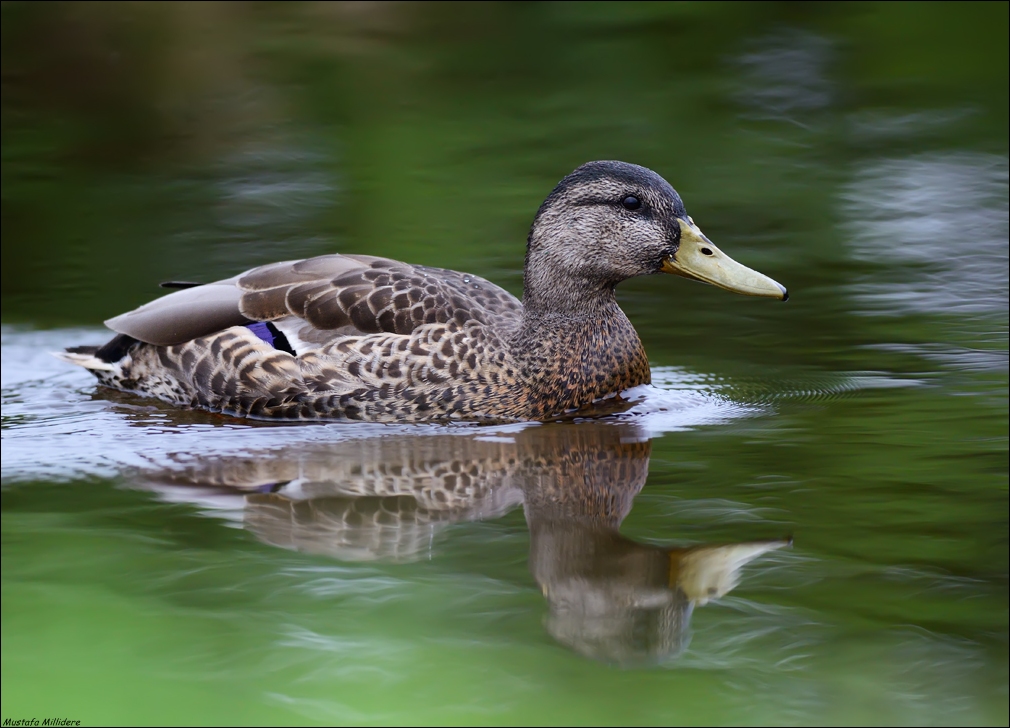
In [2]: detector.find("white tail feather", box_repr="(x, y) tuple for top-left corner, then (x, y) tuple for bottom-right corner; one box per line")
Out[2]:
(51, 350), (117, 372)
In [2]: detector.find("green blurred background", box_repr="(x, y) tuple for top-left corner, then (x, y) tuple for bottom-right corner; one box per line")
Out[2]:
(2, 2), (1007, 725)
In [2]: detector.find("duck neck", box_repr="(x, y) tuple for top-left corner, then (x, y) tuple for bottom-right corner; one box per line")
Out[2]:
(520, 233), (624, 318)
(522, 277), (620, 319)
(511, 272), (651, 418)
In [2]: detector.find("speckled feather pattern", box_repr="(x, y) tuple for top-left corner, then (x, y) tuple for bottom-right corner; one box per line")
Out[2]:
(67, 161), (700, 422)
(95, 257), (650, 422)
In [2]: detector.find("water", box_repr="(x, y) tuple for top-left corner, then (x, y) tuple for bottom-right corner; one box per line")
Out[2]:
(2, 3), (1007, 724)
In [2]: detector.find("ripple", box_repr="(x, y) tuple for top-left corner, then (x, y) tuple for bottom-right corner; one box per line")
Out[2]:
(735, 29), (834, 125)
(841, 152), (1009, 318)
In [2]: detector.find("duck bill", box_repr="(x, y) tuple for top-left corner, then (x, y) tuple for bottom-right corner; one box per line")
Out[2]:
(661, 219), (788, 300)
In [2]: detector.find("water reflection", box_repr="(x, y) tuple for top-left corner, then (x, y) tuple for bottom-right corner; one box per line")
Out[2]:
(138, 422), (789, 664)
(735, 29), (834, 125)
(842, 151), (1009, 317)
(209, 141), (339, 267)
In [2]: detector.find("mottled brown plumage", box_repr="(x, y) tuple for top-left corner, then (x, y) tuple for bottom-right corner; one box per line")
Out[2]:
(58, 160), (785, 422)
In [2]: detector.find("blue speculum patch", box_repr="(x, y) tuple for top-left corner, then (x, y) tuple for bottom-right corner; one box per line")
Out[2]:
(247, 321), (294, 354)
(247, 321), (275, 346)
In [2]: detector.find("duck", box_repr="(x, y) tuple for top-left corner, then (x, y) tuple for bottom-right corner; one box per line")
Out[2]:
(58, 160), (787, 423)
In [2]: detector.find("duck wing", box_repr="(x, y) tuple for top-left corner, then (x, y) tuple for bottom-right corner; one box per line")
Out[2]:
(105, 254), (523, 349)
(104, 275), (247, 346)
(238, 254), (522, 352)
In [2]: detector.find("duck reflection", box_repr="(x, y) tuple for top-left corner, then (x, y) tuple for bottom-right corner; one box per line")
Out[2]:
(140, 422), (789, 663)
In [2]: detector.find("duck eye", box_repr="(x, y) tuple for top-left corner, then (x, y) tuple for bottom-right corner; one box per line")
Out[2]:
(622, 195), (641, 211)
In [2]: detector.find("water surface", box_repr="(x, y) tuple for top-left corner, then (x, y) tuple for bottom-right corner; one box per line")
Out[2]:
(2, 3), (1007, 725)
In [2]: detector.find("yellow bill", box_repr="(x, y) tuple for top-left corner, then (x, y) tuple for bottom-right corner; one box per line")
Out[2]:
(662, 218), (788, 300)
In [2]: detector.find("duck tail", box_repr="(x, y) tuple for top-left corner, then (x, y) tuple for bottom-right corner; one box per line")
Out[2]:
(53, 334), (140, 373)
(53, 347), (118, 372)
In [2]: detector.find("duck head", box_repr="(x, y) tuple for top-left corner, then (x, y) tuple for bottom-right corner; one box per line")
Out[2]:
(523, 160), (787, 311)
